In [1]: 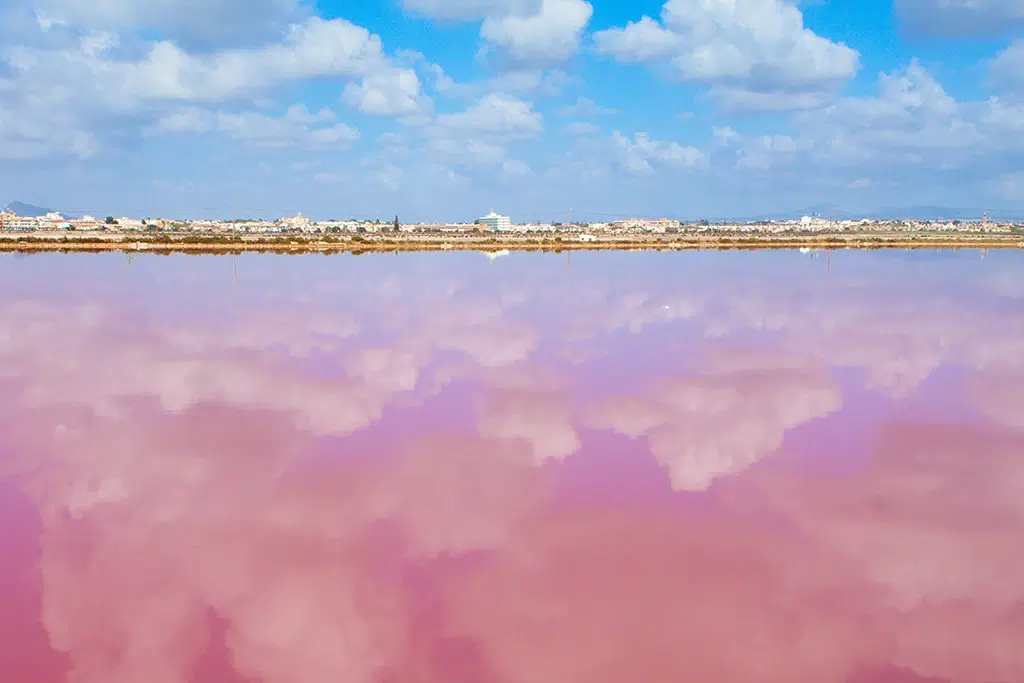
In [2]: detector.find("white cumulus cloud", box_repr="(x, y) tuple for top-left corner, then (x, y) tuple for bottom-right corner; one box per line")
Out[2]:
(593, 0), (859, 111)
(435, 93), (543, 138)
(31, 0), (309, 48)
(480, 0), (593, 67)
(400, 0), (540, 20)
(612, 131), (706, 174)
(153, 104), (360, 150)
(990, 40), (1024, 93)
(343, 67), (427, 116)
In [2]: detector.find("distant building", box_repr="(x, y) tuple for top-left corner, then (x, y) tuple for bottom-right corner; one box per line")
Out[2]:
(610, 218), (679, 232)
(279, 212), (314, 231)
(478, 209), (511, 231)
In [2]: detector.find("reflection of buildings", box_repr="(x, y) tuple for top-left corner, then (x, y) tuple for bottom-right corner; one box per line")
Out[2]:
(478, 210), (511, 231)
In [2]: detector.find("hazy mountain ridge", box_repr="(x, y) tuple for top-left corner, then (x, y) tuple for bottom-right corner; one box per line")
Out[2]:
(738, 205), (1021, 222)
(4, 201), (54, 217)
(3, 201), (86, 219)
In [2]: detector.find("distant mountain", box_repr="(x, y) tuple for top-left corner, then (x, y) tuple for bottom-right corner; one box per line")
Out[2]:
(862, 206), (987, 220)
(771, 205), (993, 221)
(717, 205), (846, 222)
(787, 204), (847, 219)
(4, 201), (53, 217)
(722, 205), (1024, 223)
(839, 206), (1024, 221)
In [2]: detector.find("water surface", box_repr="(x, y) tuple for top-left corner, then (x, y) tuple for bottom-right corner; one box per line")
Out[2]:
(1, 249), (1023, 683)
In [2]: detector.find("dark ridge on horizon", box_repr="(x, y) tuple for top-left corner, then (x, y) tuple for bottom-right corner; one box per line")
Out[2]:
(3, 201), (88, 220)
(717, 205), (1023, 223)
(4, 201), (53, 217)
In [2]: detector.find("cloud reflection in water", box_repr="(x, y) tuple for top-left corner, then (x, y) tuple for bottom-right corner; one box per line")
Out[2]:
(0, 250), (1023, 683)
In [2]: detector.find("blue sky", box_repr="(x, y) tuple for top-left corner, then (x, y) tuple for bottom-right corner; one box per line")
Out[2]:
(1, 0), (1023, 221)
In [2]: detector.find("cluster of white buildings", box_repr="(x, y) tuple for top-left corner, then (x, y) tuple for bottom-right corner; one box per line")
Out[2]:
(1, 207), (1017, 236)
(0, 210), (150, 231)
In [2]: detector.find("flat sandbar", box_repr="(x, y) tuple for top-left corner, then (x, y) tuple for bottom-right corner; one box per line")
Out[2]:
(1, 232), (1022, 254)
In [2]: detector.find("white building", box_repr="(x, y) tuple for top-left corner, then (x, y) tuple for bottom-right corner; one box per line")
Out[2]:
(279, 212), (315, 231)
(1, 211), (38, 230)
(478, 209), (511, 231)
(800, 215), (830, 231)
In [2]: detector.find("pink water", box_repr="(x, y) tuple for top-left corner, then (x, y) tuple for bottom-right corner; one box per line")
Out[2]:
(1, 249), (1023, 683)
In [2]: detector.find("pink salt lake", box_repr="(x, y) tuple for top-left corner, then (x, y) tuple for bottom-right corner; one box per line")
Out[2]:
(1, 249), (1023, 683)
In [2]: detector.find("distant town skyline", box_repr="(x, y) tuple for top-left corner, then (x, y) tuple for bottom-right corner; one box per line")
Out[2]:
(4, 200), (1019, 237)
(1, 1), (1023, 220)
(5, 199), (1021, 225)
